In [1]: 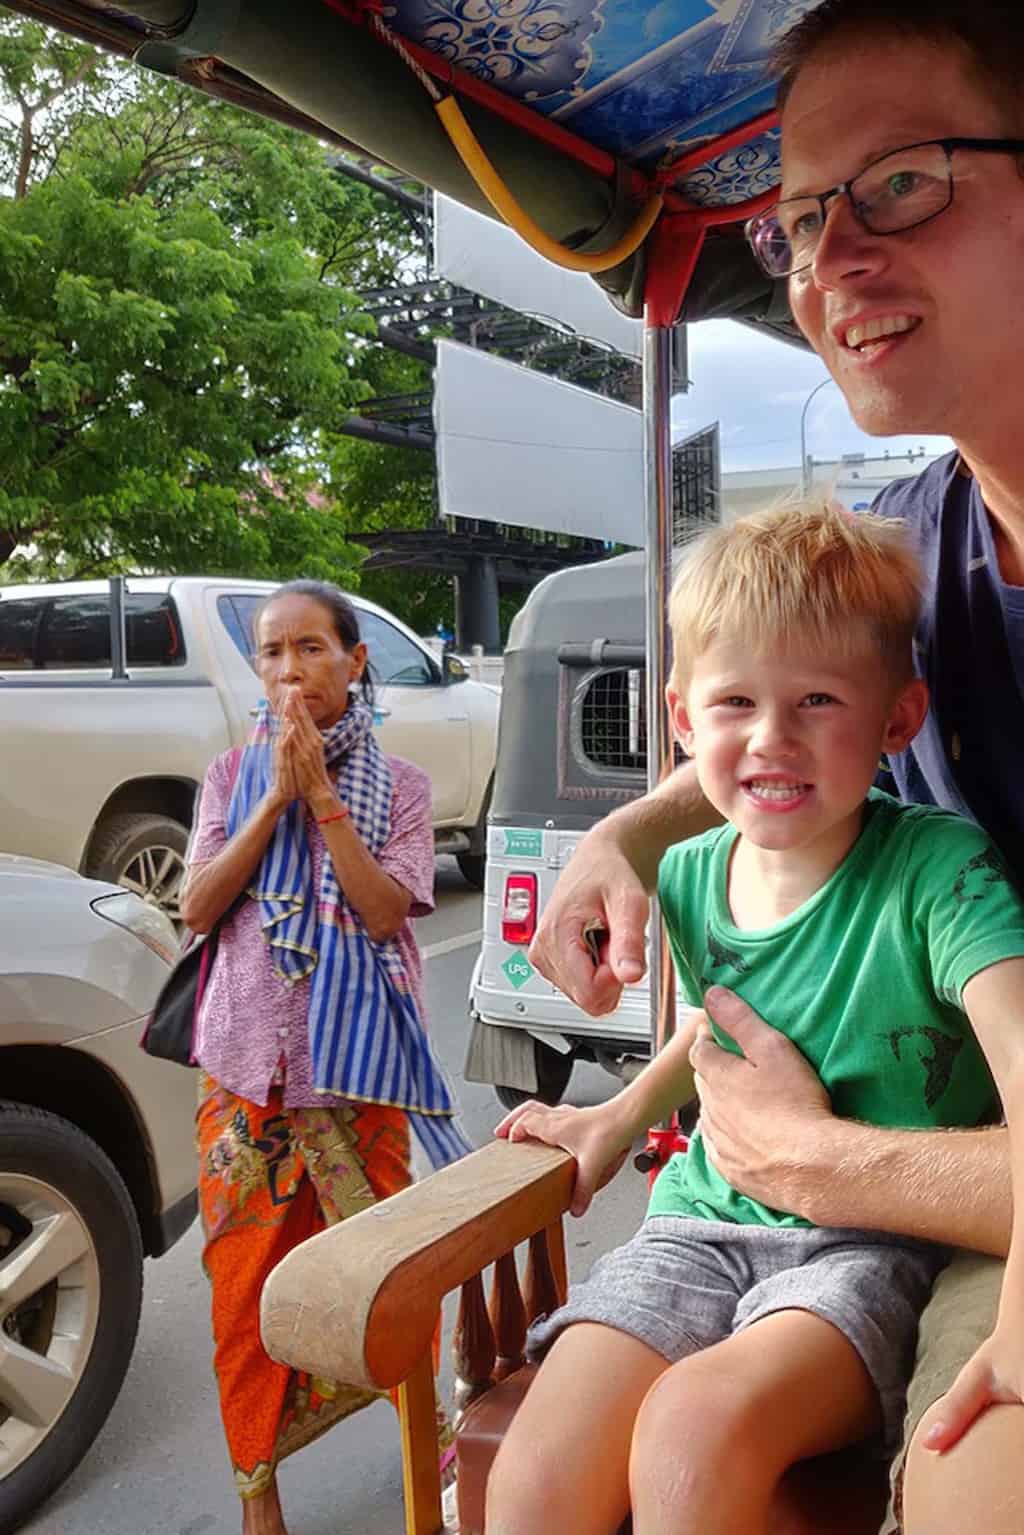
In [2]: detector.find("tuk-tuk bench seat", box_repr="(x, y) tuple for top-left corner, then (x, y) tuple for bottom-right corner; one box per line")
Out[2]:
(259, 1139), (889, 1535)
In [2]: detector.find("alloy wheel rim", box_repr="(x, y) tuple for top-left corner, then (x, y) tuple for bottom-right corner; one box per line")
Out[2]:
(0, 1175), (100, 1481)
(118, 843), (187, 930)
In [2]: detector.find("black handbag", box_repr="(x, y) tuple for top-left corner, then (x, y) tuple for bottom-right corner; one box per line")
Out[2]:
(141, 922), (225, 1067)
(141, 747), (243, 1068)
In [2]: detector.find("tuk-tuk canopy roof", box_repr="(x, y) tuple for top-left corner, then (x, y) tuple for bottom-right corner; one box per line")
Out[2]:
(11, 0), (813, 344)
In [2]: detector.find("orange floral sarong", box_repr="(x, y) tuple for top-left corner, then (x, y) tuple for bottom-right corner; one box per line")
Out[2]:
(198, 1072), (441, 1501)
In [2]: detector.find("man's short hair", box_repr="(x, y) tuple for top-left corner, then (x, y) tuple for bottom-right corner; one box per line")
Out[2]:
(668, 500), (922, 694)
(773, 1), (1024, 123)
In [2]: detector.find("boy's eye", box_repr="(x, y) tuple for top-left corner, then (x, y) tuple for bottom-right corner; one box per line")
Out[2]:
(803, 692), (836, 707)
(721, 695), (753, 708)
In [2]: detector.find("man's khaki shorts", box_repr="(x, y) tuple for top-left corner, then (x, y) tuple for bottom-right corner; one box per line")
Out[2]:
(880, 1250), (1004, 1534)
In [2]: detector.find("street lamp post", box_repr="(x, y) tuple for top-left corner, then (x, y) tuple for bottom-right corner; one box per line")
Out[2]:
(800, 376), (833, 495)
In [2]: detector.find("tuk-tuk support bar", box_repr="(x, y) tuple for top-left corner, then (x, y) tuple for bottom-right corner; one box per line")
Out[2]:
(557, 641), (646, 670)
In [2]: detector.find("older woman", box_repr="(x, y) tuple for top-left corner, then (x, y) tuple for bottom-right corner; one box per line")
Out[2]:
(182, 579), (466, 1535)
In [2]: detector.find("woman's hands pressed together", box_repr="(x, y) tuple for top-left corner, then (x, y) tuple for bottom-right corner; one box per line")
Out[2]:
(277, 687), (342, 818)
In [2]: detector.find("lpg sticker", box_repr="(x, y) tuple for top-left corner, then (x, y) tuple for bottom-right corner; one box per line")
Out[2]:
(504, 829), (543, 859)
(502, 949), (534, 989)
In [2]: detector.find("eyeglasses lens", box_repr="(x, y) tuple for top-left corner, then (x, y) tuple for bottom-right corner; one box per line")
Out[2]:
(749, 142), (952, 278)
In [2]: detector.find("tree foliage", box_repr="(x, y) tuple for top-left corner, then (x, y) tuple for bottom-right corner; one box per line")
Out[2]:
(0, 17), (423, 583)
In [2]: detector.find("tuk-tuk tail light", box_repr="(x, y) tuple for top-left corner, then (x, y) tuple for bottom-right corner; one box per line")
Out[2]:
(502, 873), (538, 945)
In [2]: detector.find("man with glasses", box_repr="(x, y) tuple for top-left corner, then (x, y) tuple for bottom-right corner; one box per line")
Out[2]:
(531, 3), (1024, 1530)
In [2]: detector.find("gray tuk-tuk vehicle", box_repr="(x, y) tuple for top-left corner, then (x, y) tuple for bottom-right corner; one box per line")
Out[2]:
(467, 551), (693, 1108)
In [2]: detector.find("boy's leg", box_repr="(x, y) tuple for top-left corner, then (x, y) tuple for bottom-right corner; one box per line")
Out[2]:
(629, 1308), (880, 1535)
(485, 1322), (668, 1535)
(896, 1253), (1024, 1535)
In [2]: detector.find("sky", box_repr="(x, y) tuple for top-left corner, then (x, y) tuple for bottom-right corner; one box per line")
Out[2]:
(671, 319), (953, 474)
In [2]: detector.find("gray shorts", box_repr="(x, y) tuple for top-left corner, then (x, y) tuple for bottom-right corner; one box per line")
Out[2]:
(527, 1215), (946, 1453)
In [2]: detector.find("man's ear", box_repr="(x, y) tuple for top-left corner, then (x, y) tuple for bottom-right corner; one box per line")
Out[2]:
(666, 684), (696, 756)
(883, 675), (929, 754)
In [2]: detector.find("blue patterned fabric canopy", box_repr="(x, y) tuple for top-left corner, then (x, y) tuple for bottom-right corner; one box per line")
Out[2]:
(381, 1), (817, 202)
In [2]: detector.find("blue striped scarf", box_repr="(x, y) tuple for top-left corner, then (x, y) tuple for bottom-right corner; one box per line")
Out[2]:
(227, 697), (471, 1170)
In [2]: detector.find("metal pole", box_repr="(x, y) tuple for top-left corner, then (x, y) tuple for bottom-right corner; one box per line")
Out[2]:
(109, 575), (128, 681)
(643, 323), (674, 1060)
(800, 376), (832, 495)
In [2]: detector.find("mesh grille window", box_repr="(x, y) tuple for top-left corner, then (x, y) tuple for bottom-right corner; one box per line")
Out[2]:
(580, 668), (646, 772)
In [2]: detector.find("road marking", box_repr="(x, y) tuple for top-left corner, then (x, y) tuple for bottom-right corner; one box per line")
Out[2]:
(421, 929), (483, 960)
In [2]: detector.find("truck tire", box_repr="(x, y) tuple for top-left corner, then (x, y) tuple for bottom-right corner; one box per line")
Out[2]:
(86, 811), (190, 929)
(456, 851), (486, 890)
(495, 1040), (574, 1112)
(457, 777), (493, 890)
(0, 1105), (144, 1535)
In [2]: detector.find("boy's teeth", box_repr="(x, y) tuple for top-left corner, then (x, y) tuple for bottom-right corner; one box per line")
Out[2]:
(746, 781), (806, 800)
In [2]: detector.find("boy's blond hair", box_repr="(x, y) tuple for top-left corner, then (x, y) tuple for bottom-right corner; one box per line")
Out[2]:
(668, 500), (922, 694)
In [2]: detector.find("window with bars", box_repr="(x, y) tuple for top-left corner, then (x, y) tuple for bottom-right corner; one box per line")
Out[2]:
(579, 668), (647, 773)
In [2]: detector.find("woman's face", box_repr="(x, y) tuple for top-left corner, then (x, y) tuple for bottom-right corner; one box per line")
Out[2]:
(255, 594), (367, 729)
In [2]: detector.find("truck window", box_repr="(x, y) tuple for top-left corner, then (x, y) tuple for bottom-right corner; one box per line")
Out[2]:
(358, 612), (436, 687)
(216, 594), (438, 687)
(41, 594), (185, 668)
(0, 598), (46, 670)
(0, 593), (185, 669)
(217, 594), (259, 663)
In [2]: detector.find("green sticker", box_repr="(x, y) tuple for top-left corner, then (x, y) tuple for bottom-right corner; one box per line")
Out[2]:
(504, 828), (543, 858)
(502, 949), (533, 989)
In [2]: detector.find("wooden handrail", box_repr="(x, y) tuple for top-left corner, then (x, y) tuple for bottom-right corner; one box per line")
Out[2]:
(260, 1139), (574, 1390)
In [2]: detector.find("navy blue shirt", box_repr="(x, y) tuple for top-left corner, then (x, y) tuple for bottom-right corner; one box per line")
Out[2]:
(874, 453), (1024, 880)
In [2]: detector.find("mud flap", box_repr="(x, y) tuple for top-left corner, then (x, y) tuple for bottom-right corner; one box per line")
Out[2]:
(464, 1018), (538, 1092)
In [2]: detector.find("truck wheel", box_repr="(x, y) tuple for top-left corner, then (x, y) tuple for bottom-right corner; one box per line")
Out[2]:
(457, 777), (493, 890)
(456, 851), (486, 890)
(0, 1105), (143, 1535)
(495, 1040), (574, 1112)
(86, 812), (189, 931)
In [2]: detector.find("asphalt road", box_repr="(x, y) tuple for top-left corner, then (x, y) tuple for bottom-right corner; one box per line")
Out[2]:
(30, 860), (644, 1535)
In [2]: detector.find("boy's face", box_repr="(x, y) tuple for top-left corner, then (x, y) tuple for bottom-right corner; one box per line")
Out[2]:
(668, 638), (927, 860)
(782, 33), (1024, 451)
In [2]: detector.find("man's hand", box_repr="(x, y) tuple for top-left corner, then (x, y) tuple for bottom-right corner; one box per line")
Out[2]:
(691, 986), (832, 1214)
(528, 832), (650, 1016)
(495, 1100), (630, 1217)
(924, 1328), (1024, 1454)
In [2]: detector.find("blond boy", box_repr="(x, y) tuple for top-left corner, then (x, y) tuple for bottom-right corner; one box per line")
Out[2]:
(487, 503), (1024, 1535)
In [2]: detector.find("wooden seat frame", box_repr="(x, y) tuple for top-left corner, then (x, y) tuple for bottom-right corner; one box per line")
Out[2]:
(260, 1137), (888, 1535)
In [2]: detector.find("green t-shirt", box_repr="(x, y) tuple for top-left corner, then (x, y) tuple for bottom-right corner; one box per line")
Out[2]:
(649, 790), (1024, 1228)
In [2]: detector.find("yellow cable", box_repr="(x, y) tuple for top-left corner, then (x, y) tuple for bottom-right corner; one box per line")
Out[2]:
(435, 94), (663, 275)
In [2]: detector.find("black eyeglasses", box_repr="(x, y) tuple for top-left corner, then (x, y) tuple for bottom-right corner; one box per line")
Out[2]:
(745, 136), (1024, 279)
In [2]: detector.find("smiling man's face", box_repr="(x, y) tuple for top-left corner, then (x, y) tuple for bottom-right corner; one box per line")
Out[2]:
(782, 31), (1024, 449)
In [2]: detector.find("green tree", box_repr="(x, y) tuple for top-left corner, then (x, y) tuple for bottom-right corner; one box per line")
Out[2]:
(0, 17), (420, 582)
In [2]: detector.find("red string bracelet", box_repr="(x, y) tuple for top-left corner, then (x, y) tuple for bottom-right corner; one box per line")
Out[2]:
(316, 807), (350, 826)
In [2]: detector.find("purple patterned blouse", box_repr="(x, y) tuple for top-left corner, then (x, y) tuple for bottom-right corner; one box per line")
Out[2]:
(188, 749), (434, 1108)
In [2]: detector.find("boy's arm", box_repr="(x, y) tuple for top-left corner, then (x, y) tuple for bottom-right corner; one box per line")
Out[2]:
(914, 957), (1024, 1451)
(495, 1011), (701, 1216)
(691, 987), (1013, 1255)
(528, 761), (720, 1016)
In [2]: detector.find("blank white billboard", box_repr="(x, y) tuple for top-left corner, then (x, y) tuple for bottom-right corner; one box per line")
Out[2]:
(434, 194), (643, 361)
(434, 341), (643, 545)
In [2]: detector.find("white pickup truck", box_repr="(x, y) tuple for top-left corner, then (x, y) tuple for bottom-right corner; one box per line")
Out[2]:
(0, 577), (499, 921)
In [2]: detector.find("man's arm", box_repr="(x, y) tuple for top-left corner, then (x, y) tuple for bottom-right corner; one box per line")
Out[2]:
(911, 958), (1024, 1451)
(528, 760), (720, 1015)
(692, 986), (1012, 1256)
